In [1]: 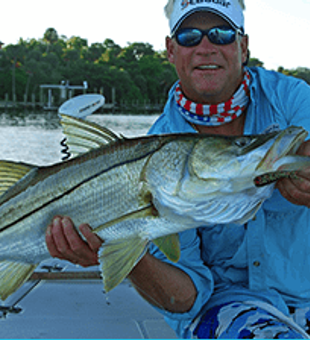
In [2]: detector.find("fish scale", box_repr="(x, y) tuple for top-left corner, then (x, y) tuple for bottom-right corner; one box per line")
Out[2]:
(0, 115), (309, 300)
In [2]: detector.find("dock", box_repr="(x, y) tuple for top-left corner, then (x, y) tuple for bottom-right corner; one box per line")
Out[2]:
(0, 81), (165, 113)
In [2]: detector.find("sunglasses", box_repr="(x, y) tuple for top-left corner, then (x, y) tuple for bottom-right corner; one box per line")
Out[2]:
(172, 26), (243, 47)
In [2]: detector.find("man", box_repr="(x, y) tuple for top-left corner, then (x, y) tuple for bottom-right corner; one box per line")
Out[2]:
(46, 0), (310, 338)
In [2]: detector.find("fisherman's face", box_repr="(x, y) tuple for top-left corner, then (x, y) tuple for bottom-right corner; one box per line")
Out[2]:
(166, 12), (248, 104)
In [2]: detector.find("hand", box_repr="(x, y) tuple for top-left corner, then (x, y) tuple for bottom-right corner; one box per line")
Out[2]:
(276, 140), (310, 208)
(46, 216), (103, 267)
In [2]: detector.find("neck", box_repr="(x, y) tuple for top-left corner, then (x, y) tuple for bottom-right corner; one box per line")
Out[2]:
(192, 112), (246, 136)
(175, 70), (251, 128)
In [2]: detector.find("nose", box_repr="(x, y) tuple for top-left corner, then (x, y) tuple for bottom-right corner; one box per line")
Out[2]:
(196, 35), (218, 54)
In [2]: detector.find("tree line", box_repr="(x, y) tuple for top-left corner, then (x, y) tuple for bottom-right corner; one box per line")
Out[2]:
(0, 28), (309, 106)
(0, 28), (178, 106)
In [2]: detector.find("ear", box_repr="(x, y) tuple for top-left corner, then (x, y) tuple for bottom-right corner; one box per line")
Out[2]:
(241, 34), (249, 65)
(166, 36), (176, 64)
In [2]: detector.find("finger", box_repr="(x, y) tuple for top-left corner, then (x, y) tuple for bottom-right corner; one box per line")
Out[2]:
(277, 178), (310, 207)
(46, 223), (67, 260)
(61, 217), (99, 266)
(277, 179), (300, 205)
(50, 217), (79, 260)
(79, 223), (103, 252)
(297, 140), (310, 157)
(61, 217), (87, 253)
(294, 172), (310, 192)
(46, 216), (99, 266)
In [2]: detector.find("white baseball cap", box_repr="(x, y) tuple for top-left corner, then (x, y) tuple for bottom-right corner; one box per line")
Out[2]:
(169, 0), (245, 35)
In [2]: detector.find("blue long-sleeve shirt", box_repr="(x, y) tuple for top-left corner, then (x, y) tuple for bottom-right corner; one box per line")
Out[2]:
(147, 67), (310, 338)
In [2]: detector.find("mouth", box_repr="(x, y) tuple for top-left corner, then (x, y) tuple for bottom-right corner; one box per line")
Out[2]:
(195, 65), (221, 71)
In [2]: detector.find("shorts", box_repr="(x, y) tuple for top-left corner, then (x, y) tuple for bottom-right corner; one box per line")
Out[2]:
(191, 301), (310, 339)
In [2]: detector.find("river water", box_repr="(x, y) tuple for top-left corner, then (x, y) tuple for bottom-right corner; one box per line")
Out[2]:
(0, 111), (159, 166)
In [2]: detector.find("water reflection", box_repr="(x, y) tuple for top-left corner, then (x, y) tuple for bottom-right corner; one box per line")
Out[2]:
(0, 111), (159, 165)
(0, 111), (60, 130)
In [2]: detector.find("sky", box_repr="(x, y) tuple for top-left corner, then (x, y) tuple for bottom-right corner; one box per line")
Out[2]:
(1, 0), (310, 70)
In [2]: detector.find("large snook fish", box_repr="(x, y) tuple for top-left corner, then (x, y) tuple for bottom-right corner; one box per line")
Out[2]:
(0, 115), (309, 301)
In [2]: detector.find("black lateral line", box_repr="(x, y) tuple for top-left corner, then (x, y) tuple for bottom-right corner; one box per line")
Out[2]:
(0, 148), (158, 233)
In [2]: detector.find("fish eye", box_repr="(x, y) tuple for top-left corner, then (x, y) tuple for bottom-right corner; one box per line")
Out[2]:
(234, 137), (252, 148)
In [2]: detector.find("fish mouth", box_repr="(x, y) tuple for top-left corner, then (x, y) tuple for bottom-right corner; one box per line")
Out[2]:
(255, 126), (308, 172)
(269, 126), (307, 157)
(283, 129), (308, 154)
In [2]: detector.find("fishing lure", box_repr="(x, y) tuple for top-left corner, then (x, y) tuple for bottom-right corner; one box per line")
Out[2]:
(254, 171), (299, 187)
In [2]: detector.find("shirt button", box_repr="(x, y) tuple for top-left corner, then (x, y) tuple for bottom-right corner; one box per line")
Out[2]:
(253, 261), (261, 267)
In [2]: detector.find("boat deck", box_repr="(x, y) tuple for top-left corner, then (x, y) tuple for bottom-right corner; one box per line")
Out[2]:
(0, 260), (177, 339)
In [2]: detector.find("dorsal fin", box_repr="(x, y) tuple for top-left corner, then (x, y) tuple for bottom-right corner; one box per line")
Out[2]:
(0, 161), (34, 196)
(60, 114), (124, 159)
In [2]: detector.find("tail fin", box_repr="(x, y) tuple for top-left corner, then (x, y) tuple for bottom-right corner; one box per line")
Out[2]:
(0, 261), (38, 300)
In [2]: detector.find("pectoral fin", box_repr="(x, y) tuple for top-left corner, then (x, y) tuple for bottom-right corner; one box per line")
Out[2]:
(153, 234), (180, 263)
(0, 261), (38, 300)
